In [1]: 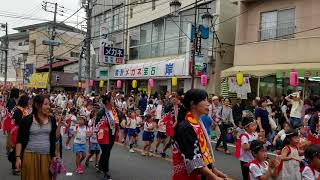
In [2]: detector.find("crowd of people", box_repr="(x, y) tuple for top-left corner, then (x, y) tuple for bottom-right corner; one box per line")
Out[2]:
(0, 87), (319, 180)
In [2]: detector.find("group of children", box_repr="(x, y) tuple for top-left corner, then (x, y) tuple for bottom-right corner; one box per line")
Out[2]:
(236, 115), (320, 180)
(120, 108), (173, 157)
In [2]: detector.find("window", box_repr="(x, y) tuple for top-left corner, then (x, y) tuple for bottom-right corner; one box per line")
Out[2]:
(24, 39), (29, 45)
(129, 27), (140, 46)
(70, 51), (80, 58)
(260, 9), (295, 41)
(152, 19), (164, 42)
(140, 23), (152, 44)
(165, 17), (179, 39)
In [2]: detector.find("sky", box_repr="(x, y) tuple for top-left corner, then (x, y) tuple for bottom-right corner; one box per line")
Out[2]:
(0, 0), (86, 35)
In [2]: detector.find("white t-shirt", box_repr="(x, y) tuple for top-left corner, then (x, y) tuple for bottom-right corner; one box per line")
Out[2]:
(239, 132), (257, 162)
(88, 126), (98, 144)
(277, 129), (287, 141)
(156, 105), (163, 120)
(290, 100), (303, 118)
(69, 115), (77, 130)
(74, 126), (87, 144)
(158, 120), (166, 133)
(302, 166), (320, 180)
(249, 161), (269, 180)
(304, 114), (311, 125)
(281, 105), (288, 113)
(127, 118), (137, 129)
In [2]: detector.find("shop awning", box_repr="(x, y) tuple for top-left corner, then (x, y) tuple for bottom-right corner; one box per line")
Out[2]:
(221, 63), (320, 77)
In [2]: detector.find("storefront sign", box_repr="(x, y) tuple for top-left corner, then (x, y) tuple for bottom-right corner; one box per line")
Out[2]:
(104, 47), (124, 64)
(28, 72), (49, 89)
(113, 58), (186, 78)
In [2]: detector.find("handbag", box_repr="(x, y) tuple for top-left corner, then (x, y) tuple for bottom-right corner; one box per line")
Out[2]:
(269, 116), (277, 130)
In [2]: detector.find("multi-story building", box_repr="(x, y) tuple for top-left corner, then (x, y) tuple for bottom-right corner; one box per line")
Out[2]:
(92, 0), (238, 94)
(223, 0), (320, 98)
(90, 0), (125, 90)
(1, 22), (85, 85)
(0, 31), (29, 82)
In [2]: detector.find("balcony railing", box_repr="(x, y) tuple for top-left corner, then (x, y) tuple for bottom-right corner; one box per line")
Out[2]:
(259, 25), (295, 41)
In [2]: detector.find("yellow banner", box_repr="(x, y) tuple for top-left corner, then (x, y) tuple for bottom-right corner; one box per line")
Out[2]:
(28, 72), (49, 89)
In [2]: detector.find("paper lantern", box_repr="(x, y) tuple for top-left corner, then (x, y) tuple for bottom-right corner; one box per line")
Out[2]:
(78, 82), (82, 88)
(236, 72), (244, 86)
(290, 70), (298, 87)
(148, 78), (154, 89)
(172, 76), (177, 87)
(116, 80), (122, 89)
(200, 74), (208, 86)
(81, 82), (86, 89)
(89, 80), (94, 87)
(132, 80), (137, 88)
(99, 80), (104, 88)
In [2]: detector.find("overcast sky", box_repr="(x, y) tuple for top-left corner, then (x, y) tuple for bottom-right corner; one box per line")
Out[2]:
(0, 0), (86, 34)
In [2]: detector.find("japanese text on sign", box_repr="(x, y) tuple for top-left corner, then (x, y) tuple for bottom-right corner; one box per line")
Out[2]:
(104, 47), (124, 64)
(114, 62), (176, 78)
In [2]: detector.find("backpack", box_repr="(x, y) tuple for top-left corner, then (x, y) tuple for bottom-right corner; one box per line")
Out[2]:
(235, 133), (249, 159)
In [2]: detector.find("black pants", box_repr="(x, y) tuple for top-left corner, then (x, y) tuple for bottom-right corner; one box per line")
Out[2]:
(240, 161), (249, 180)
(99, 144), (113, 173)
(8, 150), (16, 170)
(215, 124), (231, 151)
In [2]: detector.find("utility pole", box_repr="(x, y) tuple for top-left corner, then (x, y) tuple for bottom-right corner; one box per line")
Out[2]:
(78, 46), (84, 91)
(4, 22), (8, 85)
(84, 0), (92, 94)
(42, 1), (59, 93)
(191, 0), (198, 89)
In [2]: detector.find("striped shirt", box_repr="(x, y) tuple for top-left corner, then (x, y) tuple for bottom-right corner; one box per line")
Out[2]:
(26, 120), (51, 154)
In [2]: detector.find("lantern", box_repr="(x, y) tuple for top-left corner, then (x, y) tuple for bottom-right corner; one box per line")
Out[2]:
(116, 80), (122, 89)
(89, 80), (94, 87)
(132, 80), (137, 88)
(236, 72), (244, 86)
(148, 78), (154, 89)
(290, 70), (298, 87)
(99, 80), (104, 88)
(200, 74), (208, 86)
(81, 82), (86, 89)
(172, 76), (178, 87)
(78, 82), (82, 88)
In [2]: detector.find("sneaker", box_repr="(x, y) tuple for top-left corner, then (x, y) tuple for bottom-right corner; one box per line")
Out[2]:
(89, 157), (94, 162)
(129, 149), (135, 153)
(78, 165), (84, 174)
(66, 146), (71, 150)
(94, 164), (99, 169)
(160, 153), (166, 158)
(141, 152), (146, 156)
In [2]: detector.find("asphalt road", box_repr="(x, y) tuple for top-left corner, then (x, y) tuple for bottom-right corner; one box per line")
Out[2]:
(0, 132), (242, 180)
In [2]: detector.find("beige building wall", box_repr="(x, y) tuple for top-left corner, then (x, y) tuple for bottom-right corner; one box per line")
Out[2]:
(234, 0), (320, 66)
(26, 28), (84, 69)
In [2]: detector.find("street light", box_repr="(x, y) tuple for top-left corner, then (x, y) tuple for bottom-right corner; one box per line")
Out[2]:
(169, 0), (181, 16)
(201, 12), (214, 27)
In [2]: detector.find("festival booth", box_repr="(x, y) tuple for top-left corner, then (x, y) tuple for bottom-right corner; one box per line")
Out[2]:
(221, 63), (320, 100)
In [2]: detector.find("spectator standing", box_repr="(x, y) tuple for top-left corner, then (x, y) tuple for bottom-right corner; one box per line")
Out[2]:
(286, 92), (303, 128)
